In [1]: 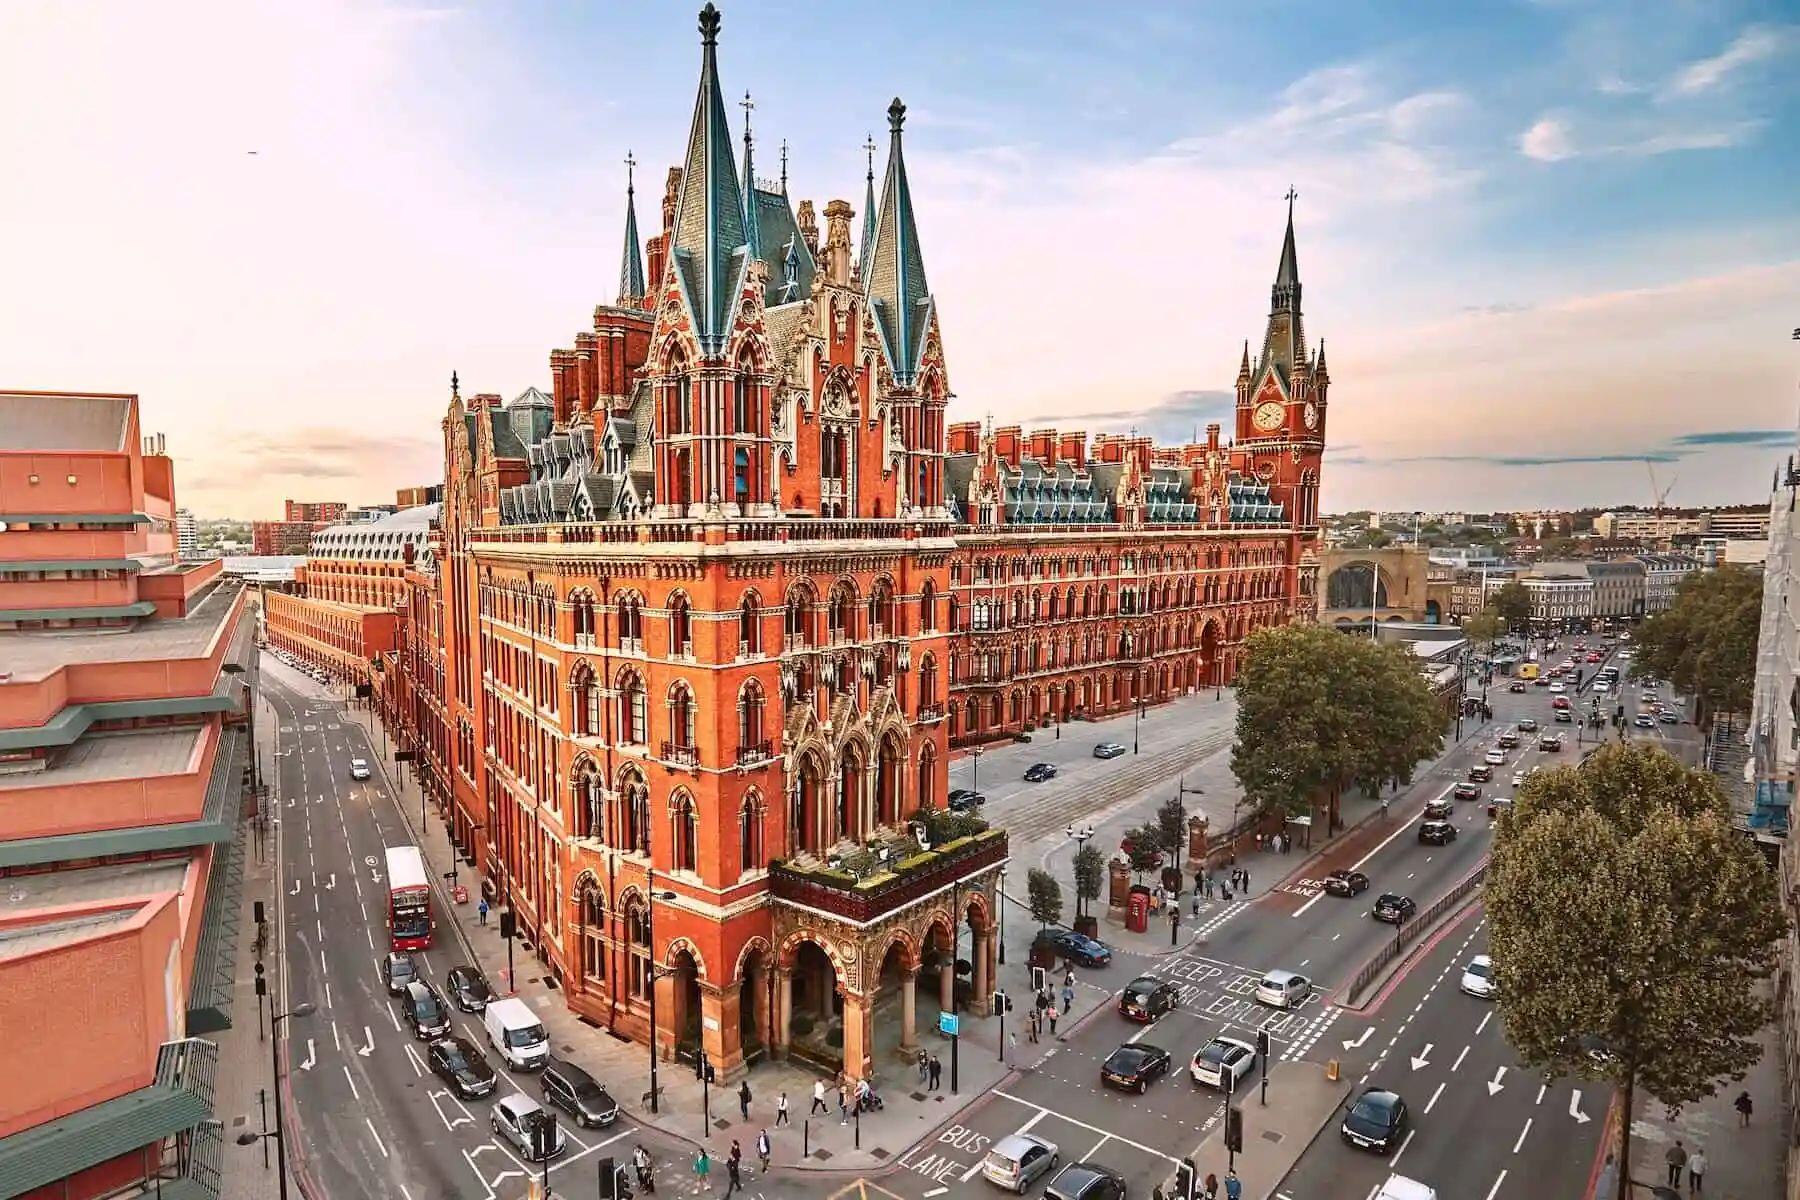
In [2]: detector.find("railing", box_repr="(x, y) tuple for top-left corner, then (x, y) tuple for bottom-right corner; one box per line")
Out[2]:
(917, 704), (945, 722)
(770, 830), (1008, 923)
(1346, 863), (1488, 1004)
(470, 516), (955, 546)
(735, 740), (773, 765)
(659, 741), (700, 768)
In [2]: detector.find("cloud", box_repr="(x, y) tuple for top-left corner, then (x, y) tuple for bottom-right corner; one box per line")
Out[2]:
(1459, 302), (1533, 316)
(1520, 117), (1576, 162)
(186, 427), (439, 491)
(1671, 429), (1793, 447)
(1387, 451), (1684, 467)
(1024, 389), (1235, 444)
(1668, 24), (1790, 96)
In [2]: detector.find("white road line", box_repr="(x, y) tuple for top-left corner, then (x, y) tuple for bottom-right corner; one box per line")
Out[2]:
(1291, 891), (1325, 918)
(320, 950), (328, 975)
(1351, 790), (1448, 871)
(1390, 1127), (1416, 1166)
(331, 1022), (341, 1051)
(1424, 1082), (1446, 1114)
(365, 1117), (389, 1158)
(1476, 1010), (1493, 1036)
(1513, 1118), (1532, 1153)
(993, 1091), (1178, 1163)
(342, 1064), (361, 1100)
(385, 1004), (402, 1033)
(923, 1190), (949, 1198)
(1535, 1083), (1547, 1105)
(1485, 1171), (1508, 1200)
(1452, 1044), (1470, 1072)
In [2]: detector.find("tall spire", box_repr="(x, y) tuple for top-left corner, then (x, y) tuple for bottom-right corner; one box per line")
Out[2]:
(740, 91), (762, 262)
(1272, 186), (1301, 312)
(669, 2), (748, 355)
(858, 132), (878, 282)
(866, 99), (933, 387)
(779, 139), (789, 197)
(618, 151), (646, 305)
(1258, 190), (1306, 381)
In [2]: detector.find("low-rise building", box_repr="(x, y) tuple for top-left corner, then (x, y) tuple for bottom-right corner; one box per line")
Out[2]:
(1639, 553), (1703, 614)
(1522, 561), (1594, 627)
(1585, 559), (1646, 621)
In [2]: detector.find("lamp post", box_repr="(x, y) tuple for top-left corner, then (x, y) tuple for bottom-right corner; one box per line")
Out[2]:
(997, 867), (1006, 965)
(238, 1001), (316, 1200)
(1065, 824), (1094, 921)
(645, 873), (679, 1115)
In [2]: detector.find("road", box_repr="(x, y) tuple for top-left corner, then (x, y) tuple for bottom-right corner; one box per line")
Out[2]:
(266, 654), (682, 1199)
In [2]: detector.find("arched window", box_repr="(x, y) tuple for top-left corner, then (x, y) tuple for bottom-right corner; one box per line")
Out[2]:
(667, 682), (697, 758)
(917, 743), (938, 811)
(672, 792), (699, 873)
(571, 591), (596, 647)
(733, 447), (750, 505)
(738, 679), (766, 760)
(739, 593), (761, 655)
(617, 670), (647, 744)
(663, 364), (690, 434)
(784, 583), (813, 650)
(619, 769), (651, 855)
(738, 794), (763, 877)
(617, 594), (643, 649)
(571, 662), (601, 737)
(580, 883), (606, 984)
(918, 653), (938, 711)
(919, 580), (937, 632)
(575, 762), (606, 841)
(668, 593), (692, 657)
(828, 581), (856, 644)
(946, 594), (959, 632)
(626, 897), (651, 997)
(868, 578), (895, 636)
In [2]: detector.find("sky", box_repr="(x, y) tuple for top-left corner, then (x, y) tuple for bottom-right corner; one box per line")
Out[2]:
(2, 0), (1797, 519)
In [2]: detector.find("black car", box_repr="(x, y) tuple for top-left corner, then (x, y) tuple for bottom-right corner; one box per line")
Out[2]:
(1453, 782), (1481, 801)
(1508, 680), (1527, 693)
(1117, 976), (1179, 1022)
(1417, 820), (1456, 846)
(1092, 743), (1127, 760)
(1023, 763), (1058, 783)
(1041, 929), (1112, 967)
(382, 951), (417, 996)
(1100, 1043), (1172, 1093)
(1341, 1087), (1409, 1154)
(1517, 717), (1538, 732)
(1423, 798), (1454, 820)
(540, 1058), (620, 1127)
(1372, 893), (1416, 924)
(402, 980), (453, 1039)
(1468, 764), (1493, 782)
(1045, 1163), (1127, 1200)
(446, 964), (493, 1013)
(1539, 733), (1563, 751)
(428, 1035), (497, 1099)
(1323, 869), (1370, 897)
(946, 788), (987, 812)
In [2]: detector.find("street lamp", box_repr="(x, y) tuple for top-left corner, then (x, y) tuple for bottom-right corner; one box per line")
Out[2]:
(997, 866), (1007, 965)
(645, 874), (679, 1115)
(1065, 824), (1095, 921)
(238, 1001), (316, 1200)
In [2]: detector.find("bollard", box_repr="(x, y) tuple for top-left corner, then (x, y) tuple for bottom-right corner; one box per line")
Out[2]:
(803, 1118), (810, 1158)
(1326, 1059), (1340, 1082)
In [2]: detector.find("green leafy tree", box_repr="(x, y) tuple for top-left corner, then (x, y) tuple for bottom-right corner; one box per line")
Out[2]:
(1072, 843), (1105, 922)
(1633, 565), (1760, 727)
(1463, 609), (1505, 656)
(1492, 580), (1532, 632)
(1122, 823), (1163, 878)
(1026, 868), (1063, 930)
(1154, 795), (1187, 863)
(1486, 742), (1785, 1189)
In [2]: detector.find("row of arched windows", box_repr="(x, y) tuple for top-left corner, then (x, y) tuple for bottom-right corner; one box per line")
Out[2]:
(561, 579), (940, 657)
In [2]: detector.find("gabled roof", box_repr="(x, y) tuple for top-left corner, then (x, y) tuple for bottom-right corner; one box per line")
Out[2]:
(866, 98), (933, 387)
(669, 3), (749, 356)
(752, 186), (815, 306)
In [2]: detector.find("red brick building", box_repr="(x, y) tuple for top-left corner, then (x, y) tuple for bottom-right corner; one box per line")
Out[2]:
(358, 4), (1320, 1085)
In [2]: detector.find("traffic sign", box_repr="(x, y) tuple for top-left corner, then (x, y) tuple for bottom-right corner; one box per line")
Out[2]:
(938, 1011), (959, 1036)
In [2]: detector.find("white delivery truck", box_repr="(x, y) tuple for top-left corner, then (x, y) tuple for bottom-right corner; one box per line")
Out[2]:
(1376, 1177), (1436, 1200)
(484, 996), (551, 1070)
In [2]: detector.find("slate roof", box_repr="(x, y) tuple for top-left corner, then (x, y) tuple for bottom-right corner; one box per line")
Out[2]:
(866, 99), (933, 387)
(670, 4), (749, 355)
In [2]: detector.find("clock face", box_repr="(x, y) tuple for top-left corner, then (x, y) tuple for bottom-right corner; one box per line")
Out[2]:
(1253, 401), (1285, 432)
(1303, 402), (1319, 429)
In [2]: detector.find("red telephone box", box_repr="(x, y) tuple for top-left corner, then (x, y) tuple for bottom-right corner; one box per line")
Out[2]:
(1126, 891), (1150, 933)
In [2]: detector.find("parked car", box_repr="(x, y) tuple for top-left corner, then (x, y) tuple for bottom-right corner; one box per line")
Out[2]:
(1189, 1036), (1258, 1091)
(1323, 869), (1370, 897)
(350, 758), (372, 781)
(428, 1035), (497, 1099)
(1254, 969), (1311, 1009)
(1100, 1043), (1172, 1093)
(983, 1133), (1061, 1194)
(1118, 976), (1180, 1022)
(947, 789), (987, 812)
(1460, 955), (1495, 999)
(382, 951), (417, 996)
(1342, 1088), (1410, 1154)
(1092, 743), (1127, 760)
(1452, 783), (1481, 801)
(1417, 820), (1456, 846)
(1372, 894), (1416, 924)
(1041, 929), (1112, 967)
(401, 980), (453, 1040)
(1024, 763), (1058, 783)
(446, 965), (494, 1013)
(1044, 1163), (1127, 1200)
(540, 1058), (620, 1128)
(1468, 764), (1493, 782)
(490, 1095), (567, 1162)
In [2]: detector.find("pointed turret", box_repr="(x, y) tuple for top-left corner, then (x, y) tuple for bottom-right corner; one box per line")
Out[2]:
(1258, 190), (1306, 384)
(866, 98), (933, 387)
(1272, 189), (1300, 312)
(668, 2), (748, 355)
(858, 133), (877, 283)
(740, 91), (762, 262)
(1237, 341), (1251, 382)
(618, 153), (646, 306)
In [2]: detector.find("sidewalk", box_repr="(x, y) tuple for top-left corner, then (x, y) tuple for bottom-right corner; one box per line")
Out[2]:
(1186, 1062), (1349, 1200)
(1617, 999), (1788, 1200)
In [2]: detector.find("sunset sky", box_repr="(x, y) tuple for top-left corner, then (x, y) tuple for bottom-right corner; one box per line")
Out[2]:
(3, 1), (1796, 519)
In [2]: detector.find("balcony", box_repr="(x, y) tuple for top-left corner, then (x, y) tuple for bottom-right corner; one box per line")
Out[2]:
(769, 828), (1008, 924)
(917, 704), (945, 723)
(659, 741), (700, 768)
(735, 740), (773, 765)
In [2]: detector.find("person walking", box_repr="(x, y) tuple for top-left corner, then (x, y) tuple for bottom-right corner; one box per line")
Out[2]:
(1203, 1173), (1218, 1200)
(1027, 1009), (1039, 1043)
(1665, 1139), (1687, 1187)
(1061, 983), (1074, 1014)
(738, 1080), (752, 1121)
(1224, 1171), (1241, 1200)
(477, 897), (489, 926)
(1687, 1146), (1706, 1194)
(838, 1082), (849, 1125)
(633, 1144), (656, 1195)
(724, 1144), (742, 1198)
(810, 1080), (828, 1115)
(775, 1091), (789, 1127)
(1007, 1031), (1018, 1066)
(1152, 1185), (1164, 1200)
(928, 1055), (942, 1090)
(1241, 867), (1251, 892)
(917, 1048), (929, 1085)
(1047, 1002), (1059, 1036)
(693, 1149), (711, 1186)
(756, 1129), (772, 1173)
(1735, 1090), (1754, 1126)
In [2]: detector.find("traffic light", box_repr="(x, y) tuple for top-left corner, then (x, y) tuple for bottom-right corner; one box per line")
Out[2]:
(1174, 1157), (1197, 1200)
(992, 990), (1013, 1014)
(1224, 1107), (1244, 1153)
(499, 909), (517, 939)
(253, 900), (266, 926)
(254, 961), (266, 998)
(598, 1155), (617, 1200)
(1255, 1029), (1270, 1063)
(530, 1112), (558, 1161)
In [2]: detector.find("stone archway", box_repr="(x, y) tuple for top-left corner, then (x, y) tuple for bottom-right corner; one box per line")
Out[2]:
(776, 933), (847, 1077)
(667, 942), (705, 1063)
(734, 938), (773, 1068)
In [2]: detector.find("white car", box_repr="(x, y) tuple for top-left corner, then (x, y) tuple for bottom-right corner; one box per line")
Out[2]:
(1484, 749), (1507, 765)
(1548, 682), (1566, 693)
(349, 758), (372, 781)
(1190, 1036), (1258, 1090)
(1460, 955), (1495, 998)
(1254, 969), (1311, 1009)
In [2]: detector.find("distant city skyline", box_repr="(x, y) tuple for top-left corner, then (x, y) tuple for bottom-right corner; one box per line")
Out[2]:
(3, 1), (1795, 516)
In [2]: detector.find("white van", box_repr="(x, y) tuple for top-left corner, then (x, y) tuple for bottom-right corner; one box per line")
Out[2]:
(484, 996), (550, 1071)
(1376, 1176), (1436, 1200)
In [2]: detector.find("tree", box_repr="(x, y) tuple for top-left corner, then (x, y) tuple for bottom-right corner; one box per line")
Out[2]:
(1026, 868), (1063, 931)
(1154, 795), (1187, 864)
(1122, 824), (1163, 878)
(1463, 609), (1505, 655)
(1072, 843), (1105, 922)
(1633, 566), (1760, 728)
(1492, 580), (1532, 632)
(1486, 742), (1785, 1190)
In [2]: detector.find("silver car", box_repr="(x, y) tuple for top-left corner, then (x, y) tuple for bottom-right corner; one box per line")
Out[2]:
(1254, 969), (1310, 1009)
(983, 1133), (1060, 1193)
(490, 1094), (566, 1162)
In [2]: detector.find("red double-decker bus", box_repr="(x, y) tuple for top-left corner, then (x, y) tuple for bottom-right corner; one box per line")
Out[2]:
(385, 845), (432, 950)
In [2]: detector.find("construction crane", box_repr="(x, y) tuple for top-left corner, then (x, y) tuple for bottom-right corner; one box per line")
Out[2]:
(1646, 461), (1677, 511)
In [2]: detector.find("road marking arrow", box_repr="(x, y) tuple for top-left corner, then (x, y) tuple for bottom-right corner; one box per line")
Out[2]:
(299, 1039), (316, 1071)
(359, 1026), (374, 1057)
(326, 873), (337, 890)
(1570, 1090), (1591, 1124)
(290, 879), (300, 896)
(1410, 1043), (1434, 1071)
(1342, 1026), (1374, 1050)
(1487, 1066), (1508, 1095)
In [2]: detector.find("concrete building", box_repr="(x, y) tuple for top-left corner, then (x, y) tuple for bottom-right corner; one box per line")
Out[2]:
(175, 506), (197, 559)
(0, 390), (254, 1200)
(1318, 546), (1436, 626)
(1584, 558), (1646, 622)
(1595, 509), (1768, 547)
(1639, 553), (1703, 614)
(1522, 561), (1595, 627)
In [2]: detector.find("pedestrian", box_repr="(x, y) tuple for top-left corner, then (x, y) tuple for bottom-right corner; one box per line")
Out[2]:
(1153, 1184), (1165, 1200)
(1224, 1171), (1241, 1200)
(1047, 1003), (1059, 1036)
(1028, 1009), (1039, 1043)
(928, 1055), (942, 1090)
(1007, 1031), (1018, 1065)
(775, 1091), (789, 1127)
(1665, 1139), (1687, 1187)
(724, 1145), (742, 1197)
(1193, 869), (1204, 894)
(738, 1080), (752, 1121)
(917, 1048), (930, 1085)
(1061, 983), (1073, 1013)
(1064, 966), (1074, 989)
(1735, 1090), (1754, 1126)
(634, 1144), (656, 1194)
(838, 1082), (848, 1124)
(478, 897), (489, 926)
(757, 1129), (772, 1173)
(1688, 1146), (1706, 1194)
(810, 1080), (828, 1114)
(1203, 1173), (1218, 1200)
(693, 1149), (711, 1185)
(1241, 867), (1251, 891)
